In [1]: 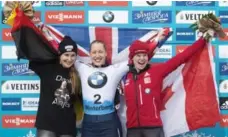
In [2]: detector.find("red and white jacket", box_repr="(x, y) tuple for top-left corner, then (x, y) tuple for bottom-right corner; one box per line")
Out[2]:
(122, 38), (207, 129)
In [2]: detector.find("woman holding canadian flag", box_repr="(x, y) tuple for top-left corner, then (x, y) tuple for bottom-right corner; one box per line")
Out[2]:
(118, 14), (225, 137)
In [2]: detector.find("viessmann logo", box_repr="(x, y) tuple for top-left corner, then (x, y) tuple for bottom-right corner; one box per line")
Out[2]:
(2, 115), (36, 128)
(2, 28), (12, 41)
(220, 115), (228, 127)
(219, 28), (228, 41)
(45, 11), (84, 24)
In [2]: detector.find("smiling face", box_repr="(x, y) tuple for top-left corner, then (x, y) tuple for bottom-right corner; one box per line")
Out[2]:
(132, 53), (149, 72)
(60, 52), (77, 68)
(90, 42), (107, 67)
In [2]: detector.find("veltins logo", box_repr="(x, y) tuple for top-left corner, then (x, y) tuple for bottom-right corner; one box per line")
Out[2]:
(1, 80), (40, 94)
(219, 62), (228, 76)
(220, 115), (228, 127)
(132, 10), (172, 24)
(153, 45), (172, 59)
(22, 98), (39, 111)
(132, 1), (172, 6)
(176, 1), (215, 6)
(1, 98), (21, 111)
(176, 10), (215, 24)
(2, 28), (12, 41)
(219, 11), (228, 24)
(45, 11), (84, 24)
(176, 28), (195, 41)
(89, 1), (128, 6)
(2, 115), (36, 128)
(219, 80), (228, 93)
(219, 1), (228, 6)
(219, 45), (228, 59)
(219, 28), (228, 41)
(219, 97), (228, 110)
(2, 63), (35, 76)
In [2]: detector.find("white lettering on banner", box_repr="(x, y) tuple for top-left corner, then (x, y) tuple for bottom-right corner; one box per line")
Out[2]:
(5, 118), (35, 126)
(1, 80), (40, 94)
(1, 46), (17, 59)
(176, 11), (215, 24)
(48, 14), (83, 22)
(134, 11), (169, 23)
(88, 11), (128, 24)
(3, 102), (20, 105)
(132, 1), (172, 6)
(219, 46), (228, 59)
(22, 98), (39, 111)
(223, 118), (228, 123)
(4, 32), (11, 37)
(153, 45), (172, 59)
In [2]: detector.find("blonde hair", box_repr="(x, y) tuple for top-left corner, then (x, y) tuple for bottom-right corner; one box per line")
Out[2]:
(69, 66), (81, 96)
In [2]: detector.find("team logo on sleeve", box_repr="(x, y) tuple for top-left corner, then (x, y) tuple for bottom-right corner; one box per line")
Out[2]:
(88, 72), (107, 88)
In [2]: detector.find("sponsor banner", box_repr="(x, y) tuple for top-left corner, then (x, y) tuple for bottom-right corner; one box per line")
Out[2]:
(132, 10), (172, 24)
(176, 45), (215, 56)
(219, 80), (228, 93)
(219, 28), (228, 41)
(2, 63), (35, 76)
(1, 46), (17, 59)
(21, 98), (39, 111)
(2, 115), (36, 128)
(153, 45), (172, 59)
(176, 28), (195, 41)
(45, 11), (84, 24)
(220, 97), (228, 110)
(64, 1), (84, 6)
(132, 1), (172, 6)
(1, 98), (21, 111)
(220, 62), (228, 76)
(2, 28), (13, 41)
(219, 46), (228, 59)
(176, 10), (215, 24)
(32, 11), (41, 24)
(219, 1), (228, 7)
(220, 115), (228, 127)
(1, 80), (40, 94)
(89, 10), (128, 24)
(45, 1), (64, 6)
(2, 11), (7, 24)
(89, 1), (128, 6)
(176, 1), (215, 6)
(219, 11), (228, 24)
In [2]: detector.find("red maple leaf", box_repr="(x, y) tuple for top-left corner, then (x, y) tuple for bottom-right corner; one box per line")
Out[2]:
(160, 86), (174, 111)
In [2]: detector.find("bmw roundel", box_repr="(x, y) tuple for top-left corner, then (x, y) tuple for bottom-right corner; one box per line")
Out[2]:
(146, 1), (158, 5)
(103, 11), (115, 23)
(88, 72), (108, 88)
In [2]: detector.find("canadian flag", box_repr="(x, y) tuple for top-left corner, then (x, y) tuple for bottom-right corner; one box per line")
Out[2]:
(160, 43), (220, 137)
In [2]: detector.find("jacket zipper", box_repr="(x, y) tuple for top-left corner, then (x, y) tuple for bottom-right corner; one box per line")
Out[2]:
(133, 75), (141, 127)
(153, 97), (158, 119)
(139, 84), (143, 105)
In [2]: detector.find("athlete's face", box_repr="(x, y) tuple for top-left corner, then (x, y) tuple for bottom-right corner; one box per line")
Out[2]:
(90, 43), (107, 67)
(60, 52), (77, 68)
(133, 53), (149, 72)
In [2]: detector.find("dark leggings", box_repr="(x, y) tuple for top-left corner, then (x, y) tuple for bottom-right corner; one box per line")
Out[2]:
(127, 127), (164, 137)
(36, 129), (74, 137)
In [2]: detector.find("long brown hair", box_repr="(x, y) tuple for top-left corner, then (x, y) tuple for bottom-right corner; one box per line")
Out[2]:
(69, 66), (81, 96)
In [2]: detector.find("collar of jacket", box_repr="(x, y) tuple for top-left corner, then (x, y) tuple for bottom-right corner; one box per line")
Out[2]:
(128, 64), (150, 75)
(92, 61), (109, 68)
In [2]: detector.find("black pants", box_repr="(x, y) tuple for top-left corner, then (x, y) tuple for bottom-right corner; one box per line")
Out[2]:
(82, 112), (122, 137)
(36, 129), (74, 137)
(127, 127), (164, 137)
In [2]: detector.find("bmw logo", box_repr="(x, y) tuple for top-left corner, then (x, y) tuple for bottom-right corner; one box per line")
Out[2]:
(103, 11), (115, 23)
(88, 72), (108, 88)
(146, 1), (158, 6)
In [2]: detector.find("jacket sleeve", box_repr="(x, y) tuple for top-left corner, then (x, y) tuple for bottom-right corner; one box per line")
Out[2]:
(161, 38), (207, 77)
